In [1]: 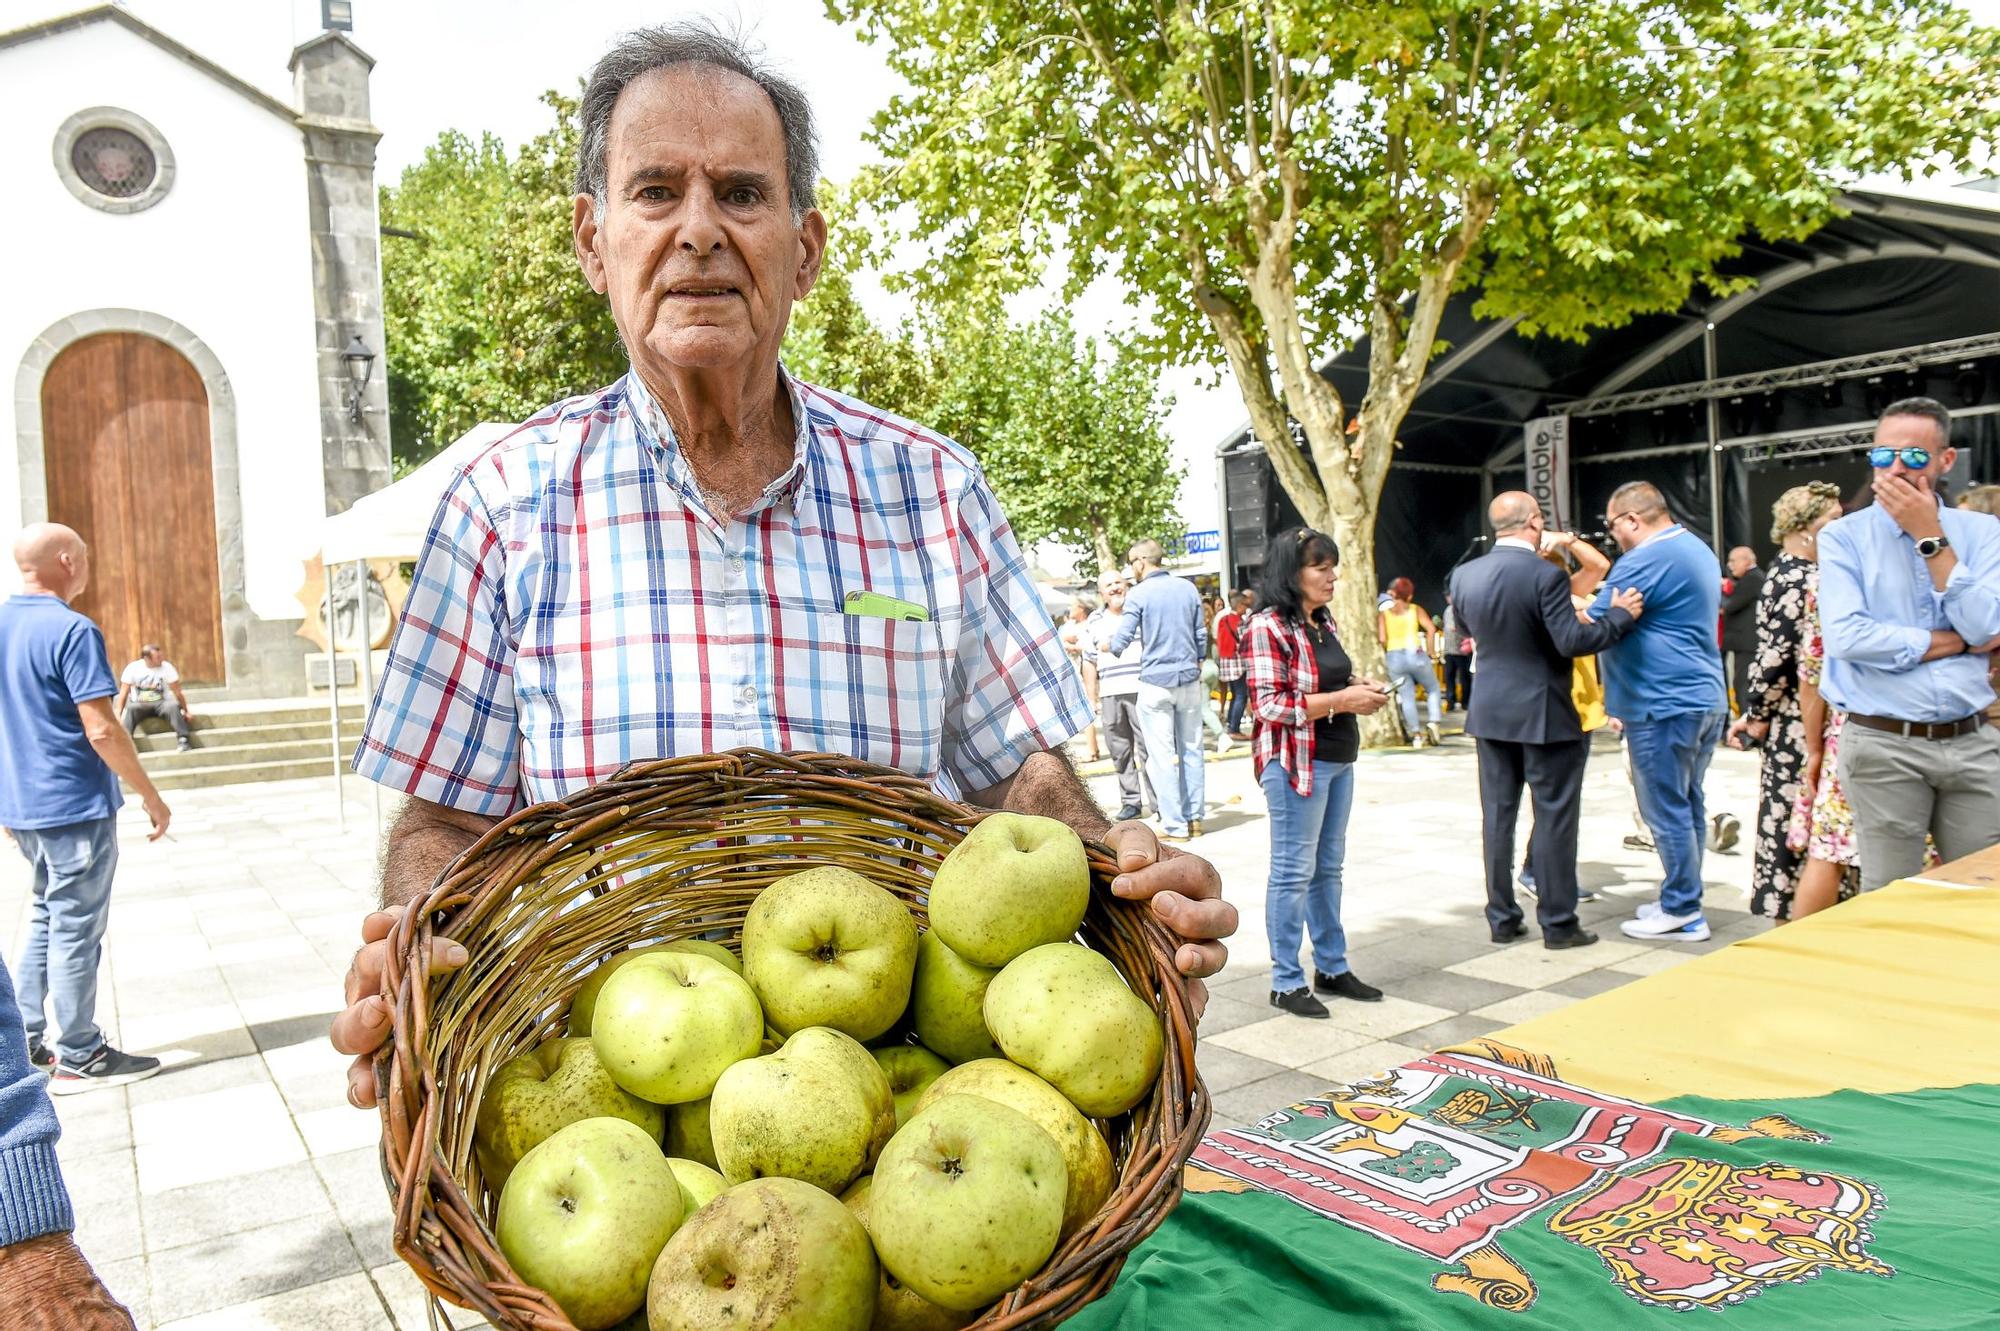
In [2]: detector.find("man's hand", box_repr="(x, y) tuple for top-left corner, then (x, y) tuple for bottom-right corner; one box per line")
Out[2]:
(1970, 633), (2000, 655)
(140, 794), (170, 842)
(330, 910), (468, 1109)
(1923, 629), (1967, 662)
(1101, 821), (1236, 1016)
(1872, 471), (1944, 541)
(1610, 586), (1645, 618)
(0, 1232), (138, 1330)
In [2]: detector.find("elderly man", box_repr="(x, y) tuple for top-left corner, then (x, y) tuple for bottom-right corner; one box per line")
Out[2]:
(1720, 545), (1762, 716)
(0, 525), (168, 1093)
(1108, 538), (1208, 840)
(329, 24), (1234, 1105)
(1587, 482), (1729, 942)
(1817, 398), (2000, 892)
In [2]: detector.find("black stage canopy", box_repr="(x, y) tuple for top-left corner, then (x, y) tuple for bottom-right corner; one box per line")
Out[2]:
(1218, 183), (2000, 609)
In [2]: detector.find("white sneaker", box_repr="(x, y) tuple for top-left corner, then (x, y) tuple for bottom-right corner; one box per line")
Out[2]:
(1619, 911), (1710, 941)
(1637, 900), (1665, 919)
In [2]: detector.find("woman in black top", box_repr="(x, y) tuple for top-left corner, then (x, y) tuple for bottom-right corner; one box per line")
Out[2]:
(1244, 528), (1393, 1018)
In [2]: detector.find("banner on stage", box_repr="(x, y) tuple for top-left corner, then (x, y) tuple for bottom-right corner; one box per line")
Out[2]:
(1524, 416), (1571, 529)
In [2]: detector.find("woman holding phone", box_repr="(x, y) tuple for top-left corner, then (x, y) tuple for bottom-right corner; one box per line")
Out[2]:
(1245, 527), (1392, 1018)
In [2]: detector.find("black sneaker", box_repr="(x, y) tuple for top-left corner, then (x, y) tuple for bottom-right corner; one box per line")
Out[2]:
(1270, 987), (1330, 1019)
(26, 1038), (54, 1072)
(1114, 805), (1142, 822)
(50, 1044), (161, 1096)
(1315, 970), (1384, 1003)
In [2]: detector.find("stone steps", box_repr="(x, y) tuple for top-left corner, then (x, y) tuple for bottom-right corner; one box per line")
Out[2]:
(127, 699), (369, 792)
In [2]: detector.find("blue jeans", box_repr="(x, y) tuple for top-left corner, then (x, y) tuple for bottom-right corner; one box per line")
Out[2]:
(1623, 711), (1725, 918)
(1385, 648), (1440, 734)
(1137, 680), (1206, 834)
(1261, 759), (1355, 991)
(10, 816), (120, 1062)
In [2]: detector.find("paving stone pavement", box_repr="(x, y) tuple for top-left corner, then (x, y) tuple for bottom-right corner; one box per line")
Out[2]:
(1, 728), (1764, 1328)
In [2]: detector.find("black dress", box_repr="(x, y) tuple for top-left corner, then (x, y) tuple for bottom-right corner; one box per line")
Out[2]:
(1744, 555), (1811, 919)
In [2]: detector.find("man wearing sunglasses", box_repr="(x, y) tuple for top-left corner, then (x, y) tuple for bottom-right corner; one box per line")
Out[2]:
(1816, 397), (2000, 892)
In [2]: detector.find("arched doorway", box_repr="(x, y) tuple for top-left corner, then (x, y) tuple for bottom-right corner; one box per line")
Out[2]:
(42, 332), (223, 680)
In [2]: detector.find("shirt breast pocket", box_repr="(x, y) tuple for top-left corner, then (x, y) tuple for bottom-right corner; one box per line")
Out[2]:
(785, 611), (951, 778)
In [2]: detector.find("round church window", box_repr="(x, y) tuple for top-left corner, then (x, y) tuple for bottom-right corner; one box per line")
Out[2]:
(70, 128), (157, 199)
(53, 108), (176, 214)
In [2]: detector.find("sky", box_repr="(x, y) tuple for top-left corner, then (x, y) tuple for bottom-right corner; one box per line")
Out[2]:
(18, 0), (2000, 555)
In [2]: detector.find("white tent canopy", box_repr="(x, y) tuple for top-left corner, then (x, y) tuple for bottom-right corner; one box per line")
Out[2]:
(318, 421), (514, 564)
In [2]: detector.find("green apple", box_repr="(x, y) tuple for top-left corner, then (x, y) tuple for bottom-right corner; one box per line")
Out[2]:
(840, 1176), (975, 1331)
(873, 1044), (950, 1129)
(984, 944), (1162, 1118)
(710, 1027), (895, 1193)
(567, 939), (742, 1036)
(591, 951), (763, 1105)
(473, 1037), (665, 1191)
(909, 932), (1003, 1065)
(649, 1176), (876, 1330)
(926, 813), (1089, 968)
(666, 1156), (727, 1215)
(868, 1094), (1065, 1312)
(988, 939), (1168, 1111)
(912, 1059), (1113, 1238)
(495, 1117), (683, 1330)
(742, 866), (918, 1040)
(665, 1095), (717, 1169)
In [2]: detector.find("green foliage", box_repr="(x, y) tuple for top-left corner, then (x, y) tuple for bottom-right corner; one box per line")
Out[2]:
(380, 93), (623, 470)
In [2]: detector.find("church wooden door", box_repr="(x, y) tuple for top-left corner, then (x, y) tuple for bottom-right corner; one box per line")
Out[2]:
(42, 332), (224, 682)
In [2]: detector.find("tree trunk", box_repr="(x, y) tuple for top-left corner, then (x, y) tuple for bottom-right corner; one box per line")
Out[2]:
(1322, 471), (1402, 748)
(1088, 513), (1118, 575)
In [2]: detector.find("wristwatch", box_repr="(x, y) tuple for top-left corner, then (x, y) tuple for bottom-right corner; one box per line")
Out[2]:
(1915, 534), (1951, 560)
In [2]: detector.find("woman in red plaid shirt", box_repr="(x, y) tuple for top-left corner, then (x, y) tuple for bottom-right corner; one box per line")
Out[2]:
(1245, 529), (1395, 1018)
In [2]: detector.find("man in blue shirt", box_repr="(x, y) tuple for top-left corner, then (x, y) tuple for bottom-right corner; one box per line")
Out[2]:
(1588, 483), (1729, 942)
(1108, 538), (1209, 840)
(0, 524), (169, 1093)
(1817, 398), (2000, 892)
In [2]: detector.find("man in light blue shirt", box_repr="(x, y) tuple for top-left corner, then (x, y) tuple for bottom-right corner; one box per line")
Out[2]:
(1108, 539), (1208, 839)
(1587, 482), (1729, 943)
(1817, 397), (2000, 891)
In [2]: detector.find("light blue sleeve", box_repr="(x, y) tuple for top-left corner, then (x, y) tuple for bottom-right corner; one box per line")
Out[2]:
(1818, 522), (1929, 668)
(1107, 587), (1141, 656)
(1939, 515), (2000, 646)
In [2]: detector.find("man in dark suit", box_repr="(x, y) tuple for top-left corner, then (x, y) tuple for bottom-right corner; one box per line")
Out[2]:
(1720, 546), (1763, 715)
(1449, 493), (1644, 948)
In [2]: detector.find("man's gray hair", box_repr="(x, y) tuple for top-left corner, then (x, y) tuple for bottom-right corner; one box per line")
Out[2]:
(1880, 395), (1952, 448)
(576, 21), (820, 223)
(1128, 538), (1165, 565)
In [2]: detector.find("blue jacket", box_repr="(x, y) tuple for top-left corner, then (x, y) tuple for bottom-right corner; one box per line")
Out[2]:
(1107, 569), (1207, 687)
(0, 956), (72, 1245)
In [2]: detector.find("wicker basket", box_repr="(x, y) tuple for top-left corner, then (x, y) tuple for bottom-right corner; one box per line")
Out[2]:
(377, 748), (1209, 1331)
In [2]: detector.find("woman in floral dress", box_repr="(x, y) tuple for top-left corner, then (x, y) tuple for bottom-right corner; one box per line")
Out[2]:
(1726, 482), (1843, 921)
(1786, 583), (1863, 916)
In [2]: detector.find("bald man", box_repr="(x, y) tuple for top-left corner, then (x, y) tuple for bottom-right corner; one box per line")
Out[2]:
(1449, 494), (1642, 947)
(0, 523), (167, 1093)
(1720, 545), (1763, 716)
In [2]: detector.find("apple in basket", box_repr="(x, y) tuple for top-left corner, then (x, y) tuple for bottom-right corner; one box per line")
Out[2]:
(665, 1156), (728, 1215)
(590, 951), (763, 1104)
(908, 931), (1004, 1065)
(472, 1036), (665, 1190)
(648, 1176), (877, 1331)
(913, 1058), (1113, 1239)
(567, 938), (742, 1036)
(495, 1117), (684, 1330)
(925, 812), (1090, 968)
(741, 865), (919, 1041)
(867, 1094), (1067, 1313)
(664, 1094), (718, 1169)
(985, 942), (1164, 1118)
(709, 1026), (896, 1193)
(839, 1175), (974, 1331)
(873, 1043), (950, 1129)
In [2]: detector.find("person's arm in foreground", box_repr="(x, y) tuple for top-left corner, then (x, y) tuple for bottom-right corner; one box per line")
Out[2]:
(1565, 536), (1611, 601)
(1548, 569), (1639, 657)
(75, 699), (169, 840)
(0, 958), (137, 1330)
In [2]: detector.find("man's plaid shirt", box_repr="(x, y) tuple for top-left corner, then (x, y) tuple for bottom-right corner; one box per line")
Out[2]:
(1243, 606), (1345, 796)
(353, 369), (1092, 814)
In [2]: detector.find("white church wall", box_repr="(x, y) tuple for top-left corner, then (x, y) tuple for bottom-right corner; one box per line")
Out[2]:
(0, 21), (326, 622)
